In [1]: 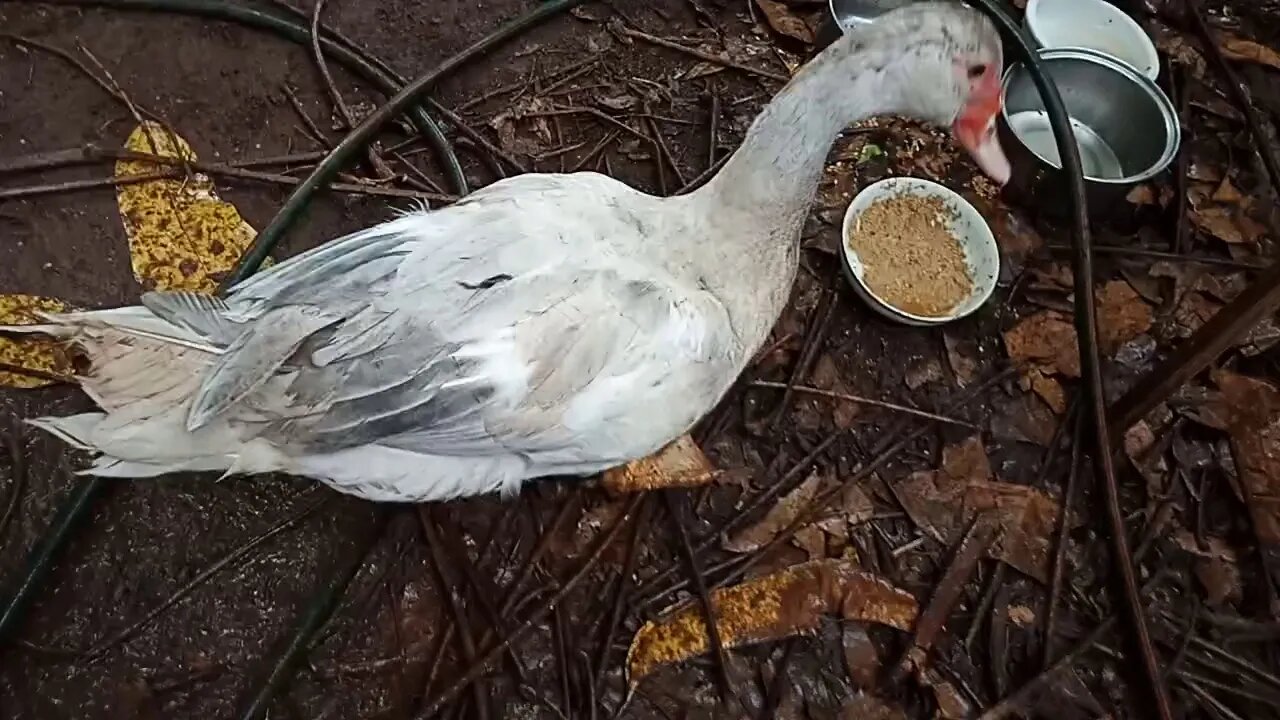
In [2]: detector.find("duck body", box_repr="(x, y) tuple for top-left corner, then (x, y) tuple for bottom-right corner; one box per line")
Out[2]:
(18, 173), (791, 502)
(6, 2), (1008, 502)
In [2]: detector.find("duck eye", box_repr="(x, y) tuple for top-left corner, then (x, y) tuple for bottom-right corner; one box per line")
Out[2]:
(967, 64), (988, 79)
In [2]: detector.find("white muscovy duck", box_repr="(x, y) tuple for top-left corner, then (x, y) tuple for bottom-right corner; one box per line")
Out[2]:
(4, 2), (1009, 503)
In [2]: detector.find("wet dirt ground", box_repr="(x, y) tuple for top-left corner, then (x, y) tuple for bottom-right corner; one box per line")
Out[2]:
(2, 0), (1280, 718)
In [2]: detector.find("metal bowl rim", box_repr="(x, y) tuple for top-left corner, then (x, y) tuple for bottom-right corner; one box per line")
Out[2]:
(999, 46), (1181, 185)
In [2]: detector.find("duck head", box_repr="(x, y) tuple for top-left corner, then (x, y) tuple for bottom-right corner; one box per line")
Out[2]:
(829, 2), (1011, 184)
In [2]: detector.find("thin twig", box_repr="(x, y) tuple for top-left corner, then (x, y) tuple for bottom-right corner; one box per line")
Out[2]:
(427, 99), (529, 174)
(592, 496), (653, 700)
(0, 156), (454, 203)
(662, 490), (735, 704)
(283, 84), (333, 147)
(979, 572), (1168, 720)
(750, 380), (978, 428)
(83, 489), (327, 659)
(418, 495), (646, 718)
(308, 0), (394, 179)
(765, 278), (838, 431)
(0, 422), (27, 545)
(1, 34), (162, 124)
(615, 26), (788, 82)
(419, 508), (490, 720)
(1043, 409), (1084, 668)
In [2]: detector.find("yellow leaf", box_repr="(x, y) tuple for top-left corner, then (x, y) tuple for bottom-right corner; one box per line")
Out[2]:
(625, 559), (917, 684)
(1218, 32), (1280, 71)
(0, 294), (73, 388)
(601, 434), (717, 493)
(115, 121), (263, 293)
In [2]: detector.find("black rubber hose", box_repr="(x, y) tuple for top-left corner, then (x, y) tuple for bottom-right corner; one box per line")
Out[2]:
(964, 1), (1172, 717)
(37, 0), (469, 196)
(219, 0), (590, 289)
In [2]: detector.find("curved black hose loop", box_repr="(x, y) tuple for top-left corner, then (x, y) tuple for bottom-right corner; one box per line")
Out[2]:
(965, 1), (1172, 717)
(40, 0), (468, 196)
(218, 0), (590, 290)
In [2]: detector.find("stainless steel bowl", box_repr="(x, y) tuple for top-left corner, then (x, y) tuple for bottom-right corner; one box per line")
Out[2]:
(999, 47), (1180, 216)
(817, 0), (918, 47)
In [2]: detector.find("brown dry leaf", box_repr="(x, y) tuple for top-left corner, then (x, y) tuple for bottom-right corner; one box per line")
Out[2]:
(1212, 370), (1280, 555)
(793, 525), (827, 560)
(840, 693), (905, 720)
(965, 479), (1061, 582)
(896, 436), (1063, 581)
(991, 392), (1059, 447)
(1217, 32), (1280, 71)
(1025, 369), (1068, 415)
(1155, 28), (1207, 75)
(943, 331), (979, 387)
(602, 434), (717, 493)
(1174, 530), (1242, 606)
(913, 655), (972, 720)
(1124, 420), (1168, 496)
(1004, 311), (1081, 378)
(754, 0), (814, 44)
(1192, 204), (1267, 245)
(1097, 280), (1154, 354)
(1127, 184), (1158, 206)
(0, 294), (74, 388)
(1007, 605), (1036, 627)
(1212, 177), (1245, 204)
(1172, 291), (1222, 337)
(116, 121), (262, 293)
(724, 470), (822, 553)
(904, 356), (944, 390)
(988, 199), (1039, 270)
(626, 559), (918, 683)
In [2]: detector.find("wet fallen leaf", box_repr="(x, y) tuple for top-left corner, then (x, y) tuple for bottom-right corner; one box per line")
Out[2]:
(1124, 420), (1168, 496)
(1174, 530), (1242, 606)
(1127, 184), (1158, 206)
(1154, 27), (1207, 75)
(840, 693), (905, 720)
(909, 651), (971, 720)
(1097, 280), (1154, 354)
(793, 525), (827, 560)
(904, 356), (944, 390)
(1024, 369), (1067, 415)
(724, 470), (821, 553)
(0, 294), (74, 388)
(1212, 370), (1280, 583)
(943, 331), (979, 387)
(991, 392), (1059, 447)
(1007, 604), (1035, 626)
(602, 434), (718, 493)
(116, 121), (261, 293)
(626, 559), (918, 684)
(754, 0), (814, 44)
(842, 624), (882, 690)
(1004, 311), (1081, 377)
(1217, 31), (1280, 71)
(1192, 204), (1267, 245)
(1212, 177), (1245, 204)
(1171, 291), (1222, 337)
(895, 436), (1064, 581)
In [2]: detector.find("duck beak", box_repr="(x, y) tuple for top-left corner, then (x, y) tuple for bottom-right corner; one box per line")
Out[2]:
(953, 79), (1010, 186)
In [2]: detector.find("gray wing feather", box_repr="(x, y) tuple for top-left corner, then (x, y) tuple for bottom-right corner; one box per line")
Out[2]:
(187, 305), (340, 430)
(140, 291), (240, 343)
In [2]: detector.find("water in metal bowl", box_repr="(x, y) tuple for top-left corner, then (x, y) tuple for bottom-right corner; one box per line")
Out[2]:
(1005, 110), (1124, 180)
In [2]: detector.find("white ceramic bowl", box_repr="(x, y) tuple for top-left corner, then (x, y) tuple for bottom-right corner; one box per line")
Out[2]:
(839, 177), (999, 326)
(1024, 0), (1160, 81)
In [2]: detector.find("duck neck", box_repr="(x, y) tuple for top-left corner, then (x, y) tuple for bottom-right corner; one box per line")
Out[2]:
(692, 36), (899, 228)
